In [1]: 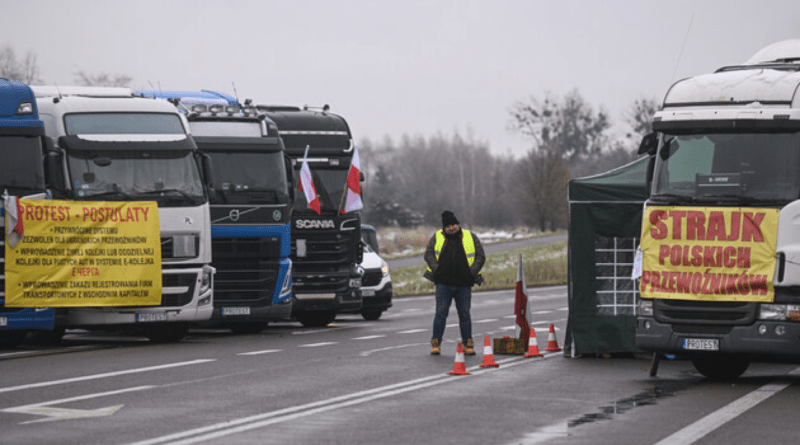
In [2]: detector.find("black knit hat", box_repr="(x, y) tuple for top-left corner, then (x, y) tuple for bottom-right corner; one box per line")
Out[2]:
(442, 210), (459, 228)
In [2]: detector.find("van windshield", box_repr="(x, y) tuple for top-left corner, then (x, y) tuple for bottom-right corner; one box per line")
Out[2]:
(652, 131), (800, 204)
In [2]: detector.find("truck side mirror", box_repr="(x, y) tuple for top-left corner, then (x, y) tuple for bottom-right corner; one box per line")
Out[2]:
(638, 132), (658, 155)
(285, 155), (295, 200)
(45, 150), (66, 197)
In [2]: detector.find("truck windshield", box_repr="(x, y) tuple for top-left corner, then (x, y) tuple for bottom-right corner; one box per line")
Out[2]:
(652, 131), (800, 204)
(66, 149), (205, 206)
(293, 166), (348, 212)
(65, 113), (185, 135)
(0, 136), (45, 193)
(205, 150), (289, 205)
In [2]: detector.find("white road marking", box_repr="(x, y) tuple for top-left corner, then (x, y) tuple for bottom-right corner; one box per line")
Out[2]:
(652, 367), (800, 445)
(126, 353), (559, 445)
(298, 342), (338, 348)
(475, 318), (500, 323)
(397, 329), (427, 334)
(237, 350), (282, 356)
(352, 335), (386, 340)
(502, 315), (516, 319)
(531, 310), (552, 315)
(0, 359), (215, 394)
(360, 343), (429, 357)
(2, 385), (154, 424)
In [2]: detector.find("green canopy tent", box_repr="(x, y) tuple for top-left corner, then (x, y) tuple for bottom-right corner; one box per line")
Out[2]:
(565, 156), (651, 355)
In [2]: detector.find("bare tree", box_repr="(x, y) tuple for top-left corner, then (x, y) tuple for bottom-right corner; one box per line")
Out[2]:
(75, 71), (132, 87)
(624, 96), (661, 142)
(516, 141), (570, 231)
(0, 45), (42, 84)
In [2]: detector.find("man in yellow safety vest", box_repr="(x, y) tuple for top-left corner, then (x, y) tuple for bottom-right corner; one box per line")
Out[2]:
(423, 210), (485, 355)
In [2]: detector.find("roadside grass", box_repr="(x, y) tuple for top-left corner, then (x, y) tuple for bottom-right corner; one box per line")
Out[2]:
(390, 240), (568, 297)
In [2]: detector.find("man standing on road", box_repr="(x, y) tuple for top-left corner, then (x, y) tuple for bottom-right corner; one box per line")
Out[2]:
(424, 210), (486, 356)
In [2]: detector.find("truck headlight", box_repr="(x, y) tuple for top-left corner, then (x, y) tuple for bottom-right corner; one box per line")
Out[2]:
(638, 299), (653, 317)
(381, 261), (389, 277)
(758, 304), (800, 320)
(199, 268), (213, 295)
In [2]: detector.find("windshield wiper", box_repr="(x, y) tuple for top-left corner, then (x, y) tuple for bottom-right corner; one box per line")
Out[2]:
(81, 189), (133, 200)
(139, 189), (198, 201)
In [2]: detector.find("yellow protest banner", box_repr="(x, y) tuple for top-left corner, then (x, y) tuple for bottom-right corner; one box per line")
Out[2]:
(639, 206), (778, 303)
(5, 199), (162, 307)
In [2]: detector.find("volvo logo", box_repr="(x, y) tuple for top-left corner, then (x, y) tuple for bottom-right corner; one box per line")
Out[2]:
(230, 209), (240, 222)
(273, 210), (282, 221)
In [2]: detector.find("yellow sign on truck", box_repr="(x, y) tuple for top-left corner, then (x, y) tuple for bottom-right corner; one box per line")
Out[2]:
(5, 199), (162, 307)
(640, 206), (778, 303)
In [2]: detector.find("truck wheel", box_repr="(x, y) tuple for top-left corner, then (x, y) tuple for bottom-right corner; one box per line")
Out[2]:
(362, 310), (383, 321)
(143, 323), (189, 343)
(0, 331), (28, 349)
(691, 354), (750, 380)
(230, 322), (269, 335)
(297, 311), (336, 327)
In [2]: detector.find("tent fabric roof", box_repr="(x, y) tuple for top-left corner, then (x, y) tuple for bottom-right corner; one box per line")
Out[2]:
(568, 156), (649, 202)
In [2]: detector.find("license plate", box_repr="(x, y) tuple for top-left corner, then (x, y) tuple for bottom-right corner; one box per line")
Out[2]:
(362, 289), (376, 297)
(682, 338), (720, 351)
(222, 306), (250, 316)
(136, 313), (168, 323)
(0, 317), (7, 327)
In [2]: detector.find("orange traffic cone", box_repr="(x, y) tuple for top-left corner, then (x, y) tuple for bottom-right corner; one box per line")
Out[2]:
(479, 336), (500, 368)
(448, 342), (472, 375)
(524, 328), (543, 358)
(545, 324), (562, 352)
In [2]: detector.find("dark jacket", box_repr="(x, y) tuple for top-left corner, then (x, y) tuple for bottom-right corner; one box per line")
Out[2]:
(423, 228), (485, 286)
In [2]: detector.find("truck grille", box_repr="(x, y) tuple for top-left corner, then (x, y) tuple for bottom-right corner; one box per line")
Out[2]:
(654, 299), (756, 325)
(160, 273), (196, 307)
(362, 269), (383, 287)
(211, 237), (281, 303)
(291, 231), (357, 294)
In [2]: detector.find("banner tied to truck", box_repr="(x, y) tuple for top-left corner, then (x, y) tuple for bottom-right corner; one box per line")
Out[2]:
(639, 206), (778, 303)
(5, 199), (162, 307)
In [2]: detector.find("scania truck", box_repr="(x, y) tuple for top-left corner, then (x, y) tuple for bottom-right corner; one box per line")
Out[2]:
(0, 78), (55, 348)
(32, 86), (214, 343)
(136, 90), (294, 333)
(636, 39), (800, 379)
(257, 105), (362, 327)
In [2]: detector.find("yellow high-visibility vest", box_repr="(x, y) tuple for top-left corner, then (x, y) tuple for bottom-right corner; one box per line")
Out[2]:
(428, 229), (477, 269)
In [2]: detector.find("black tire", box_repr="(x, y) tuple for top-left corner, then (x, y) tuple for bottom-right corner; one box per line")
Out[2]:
(361, 310), (383, 321)
(142, 323), (189, 343)
(26, 327), (66, 346)
(0, 331), (28, 349)
(691, 354), (750, 380)
(230, 322), (269, 335)
(297, 311), (336, 328)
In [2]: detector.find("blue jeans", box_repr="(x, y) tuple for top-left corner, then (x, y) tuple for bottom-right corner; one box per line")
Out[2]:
(432, 284), (472, 343)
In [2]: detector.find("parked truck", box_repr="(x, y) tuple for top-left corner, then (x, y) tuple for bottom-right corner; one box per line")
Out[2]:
(31, 86), (215, 343)
(0, 78), (55, 348)
(136, 90), (294, 333)
(636, 39), (800, 379)
(257, 105), (363, 327)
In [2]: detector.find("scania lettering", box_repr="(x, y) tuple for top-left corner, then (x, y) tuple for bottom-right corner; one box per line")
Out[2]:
(135, 90), (293, 333)
(258, 105), (363, 327)
(32, 86), (214, 343)
(0, 78), (55, 348)
(636, 39), (800, 379)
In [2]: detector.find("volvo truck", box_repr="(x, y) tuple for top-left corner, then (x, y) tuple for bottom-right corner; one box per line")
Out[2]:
(0, 78), (55, 348)
(32, 86), (214, 343)
(136, 90), (294, 333)
(636, 39), (800, 379)
(258, 105), (362, 327)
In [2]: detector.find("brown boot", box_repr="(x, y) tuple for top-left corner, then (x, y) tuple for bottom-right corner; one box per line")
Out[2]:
(464, 338), (476, 356)
(430, 338), (441, 355)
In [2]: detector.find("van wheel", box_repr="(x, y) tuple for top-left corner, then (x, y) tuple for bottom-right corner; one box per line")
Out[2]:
(691, 354), (750, 380)
(362, 310), (382, 321)
(297, 311), (336, 327)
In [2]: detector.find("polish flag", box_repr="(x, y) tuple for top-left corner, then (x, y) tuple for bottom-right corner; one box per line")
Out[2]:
(515, 254), (531, 347)
(2, 191), (24, 248)
(340, 145), (363, 214)
(297, 146), (321, 215)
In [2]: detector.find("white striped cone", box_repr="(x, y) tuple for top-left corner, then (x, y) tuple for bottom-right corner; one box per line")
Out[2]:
(545, 323), (562, 352)
(479, 335), (500, 368)
(448, 342), (471, 375)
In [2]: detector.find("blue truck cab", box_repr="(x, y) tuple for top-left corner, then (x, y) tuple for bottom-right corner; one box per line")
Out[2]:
(0, 78), (55, 348)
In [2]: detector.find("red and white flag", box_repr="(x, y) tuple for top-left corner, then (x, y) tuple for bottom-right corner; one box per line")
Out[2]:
(2, 191), (24, 248)
(340, 145), (363, 214)
(297, 146), (321, 215)
(515, 254), (531, 345)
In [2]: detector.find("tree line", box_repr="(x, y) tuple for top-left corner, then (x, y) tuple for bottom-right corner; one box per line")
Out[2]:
(1, 44), (659, 231)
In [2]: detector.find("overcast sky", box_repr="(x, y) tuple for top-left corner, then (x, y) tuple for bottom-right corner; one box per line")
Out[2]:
(1, 1), (798, 157)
